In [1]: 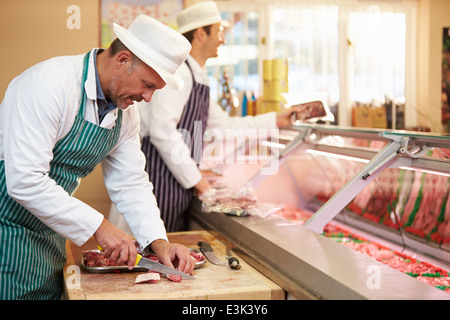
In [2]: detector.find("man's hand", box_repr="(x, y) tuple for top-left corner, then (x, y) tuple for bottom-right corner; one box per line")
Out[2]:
(276, 105), (303, 127)
(194, 178), (211, 195)
(150, 239), (196, 275)
(93, 218), (137, 270)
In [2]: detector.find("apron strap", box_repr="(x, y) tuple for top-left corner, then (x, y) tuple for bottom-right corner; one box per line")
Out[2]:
(78, 51), (91, 118)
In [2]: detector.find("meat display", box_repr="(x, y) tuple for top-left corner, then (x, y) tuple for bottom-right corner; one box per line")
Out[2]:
(315, 148), (450, 245)
(274, 206), (450, 293)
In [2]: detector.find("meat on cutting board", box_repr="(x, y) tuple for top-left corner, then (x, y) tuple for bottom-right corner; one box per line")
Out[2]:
(135, 272), (160, 284)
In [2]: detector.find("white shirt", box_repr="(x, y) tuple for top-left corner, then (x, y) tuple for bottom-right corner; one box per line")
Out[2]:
(138, 55), (277, 189)
(0, 49), (167, 250)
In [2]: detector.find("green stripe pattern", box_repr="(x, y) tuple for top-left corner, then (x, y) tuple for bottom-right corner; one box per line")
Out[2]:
(0, 52), (122, 299)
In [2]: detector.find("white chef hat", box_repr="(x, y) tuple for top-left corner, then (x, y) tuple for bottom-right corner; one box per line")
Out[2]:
(176, 1), (230, 34)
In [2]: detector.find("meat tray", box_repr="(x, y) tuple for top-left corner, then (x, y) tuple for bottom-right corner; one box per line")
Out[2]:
(80, 249), (205, 274)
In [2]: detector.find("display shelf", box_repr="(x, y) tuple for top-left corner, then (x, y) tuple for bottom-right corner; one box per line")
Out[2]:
(188, 198), (450, 299)
(191, 124), (450, 299)
(248, 124), (449, 252)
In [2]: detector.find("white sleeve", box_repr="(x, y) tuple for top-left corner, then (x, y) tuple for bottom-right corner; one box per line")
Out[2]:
(138, 66), (202, 189)
(2, 71), (104, 246)
(102, 105), (168, 250)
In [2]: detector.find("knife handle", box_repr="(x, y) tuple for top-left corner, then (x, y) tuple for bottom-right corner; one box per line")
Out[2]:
(135, 254), (142, 266)
(198, 241), (213, 252)
(228, 257), (241, 269)
(98, 245), (142, 266)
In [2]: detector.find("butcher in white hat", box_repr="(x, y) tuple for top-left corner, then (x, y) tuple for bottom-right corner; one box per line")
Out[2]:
(130, 1), (301, 232)
(0, 15), (195, 299)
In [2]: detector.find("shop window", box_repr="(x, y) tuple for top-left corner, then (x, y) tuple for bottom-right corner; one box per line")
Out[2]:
(210, 1), (416, 128)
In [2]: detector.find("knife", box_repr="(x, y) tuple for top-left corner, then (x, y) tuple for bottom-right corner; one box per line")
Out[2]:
(98, 246), (195, 280)
(226, 248), (241, 270)
(134, 255), (195, 279)
(198, 241), (225, 266)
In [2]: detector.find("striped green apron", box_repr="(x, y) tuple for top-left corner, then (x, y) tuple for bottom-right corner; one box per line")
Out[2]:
(0, 51), (122, 299)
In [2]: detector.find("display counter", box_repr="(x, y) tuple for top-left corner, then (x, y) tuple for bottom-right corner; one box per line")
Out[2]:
(189, 124), (450, 300)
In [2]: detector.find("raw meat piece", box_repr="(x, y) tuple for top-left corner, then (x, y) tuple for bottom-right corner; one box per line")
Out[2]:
(83, 251), (120, 267)
(135, 272), (160, 284)
(437, 191), (450, 243)
(167, 274), (182, 282)
(275, 205), (312, 225)
(83, 250), (160, 267)
(200, 186), (258, 216)
(190, 251), (205, 262)
(416, 276), (450, 288)
(400, 172), (424, 227)
(363, 170), (397, 223)
(143, 253), (159, 262)
(409, 174), (448, 236)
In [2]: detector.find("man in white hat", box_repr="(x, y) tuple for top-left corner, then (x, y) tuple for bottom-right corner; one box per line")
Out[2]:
(0, 15), (195, 300)
(133, 1), (300, 232)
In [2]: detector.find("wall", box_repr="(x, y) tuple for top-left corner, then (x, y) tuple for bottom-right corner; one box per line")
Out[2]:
(0, 0), (110, 215)
(417, 0), (450, 132)
(0, 0), (100, 99)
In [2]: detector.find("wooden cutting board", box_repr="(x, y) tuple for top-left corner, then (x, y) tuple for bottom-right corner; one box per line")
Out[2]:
(63, 230), (284, 300)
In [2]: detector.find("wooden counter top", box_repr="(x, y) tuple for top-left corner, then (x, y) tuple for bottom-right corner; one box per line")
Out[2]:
(62, 230), (284, 300)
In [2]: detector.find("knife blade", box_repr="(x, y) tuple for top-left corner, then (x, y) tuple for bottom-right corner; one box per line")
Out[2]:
(135, 255), (195, 280)
(198, 241), (225, 266)
(98, 245), (195, 280)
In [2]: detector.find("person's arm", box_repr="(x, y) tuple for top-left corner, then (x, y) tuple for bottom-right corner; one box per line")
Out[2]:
(139, 66), (204, 190)
(194, 177), (211, 194)
(102, 105), (196, 272)
(206, 98), (277, 132)
(102, 105), (168, 251)
(206, 98), (302, 131)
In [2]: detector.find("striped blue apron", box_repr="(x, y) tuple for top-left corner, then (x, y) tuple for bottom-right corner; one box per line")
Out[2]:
(141, 61), (210, 232)
(0, 51), (122, 299)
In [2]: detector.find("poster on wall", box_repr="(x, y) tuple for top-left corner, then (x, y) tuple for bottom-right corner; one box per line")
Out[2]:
(101, 0), (184, 48)
(443, 27), (450, 133)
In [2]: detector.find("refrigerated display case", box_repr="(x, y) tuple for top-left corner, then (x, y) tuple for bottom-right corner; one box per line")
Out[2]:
(189, 124), (450, 299)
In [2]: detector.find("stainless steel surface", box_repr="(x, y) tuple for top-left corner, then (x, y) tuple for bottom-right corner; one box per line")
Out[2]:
(189, 125), (450, 299)
(189, 198), (450, 300)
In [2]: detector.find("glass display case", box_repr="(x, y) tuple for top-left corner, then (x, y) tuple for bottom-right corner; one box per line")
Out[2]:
(190, 124), (450, 299)
(253, 125), (450, 260)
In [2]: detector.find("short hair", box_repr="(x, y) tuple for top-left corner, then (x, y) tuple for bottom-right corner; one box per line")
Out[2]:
(108, 38), (142, 70)
(182, 25), (212, 43)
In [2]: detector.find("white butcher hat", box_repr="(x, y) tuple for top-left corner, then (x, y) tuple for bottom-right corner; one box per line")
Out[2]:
(113, 14), (191, 90)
